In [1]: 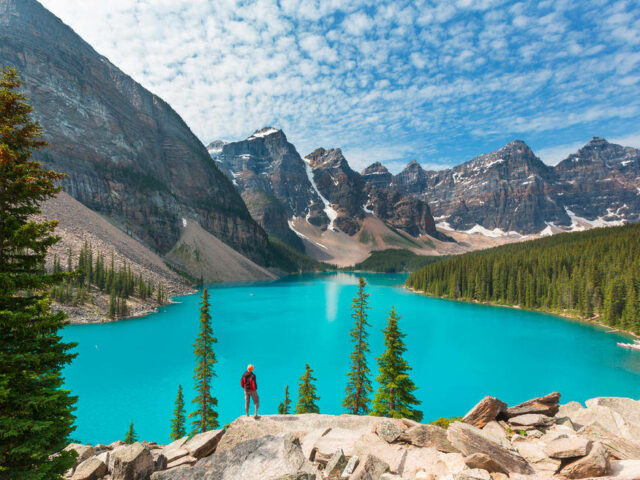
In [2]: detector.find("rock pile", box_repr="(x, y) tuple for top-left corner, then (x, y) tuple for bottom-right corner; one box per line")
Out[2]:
(62, 394), (640, 480)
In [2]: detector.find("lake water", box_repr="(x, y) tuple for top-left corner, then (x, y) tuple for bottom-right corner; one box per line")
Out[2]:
(62, 272), (640, 445)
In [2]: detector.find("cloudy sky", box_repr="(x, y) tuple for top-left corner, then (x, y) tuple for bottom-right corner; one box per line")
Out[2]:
(40, 0), (640, 172)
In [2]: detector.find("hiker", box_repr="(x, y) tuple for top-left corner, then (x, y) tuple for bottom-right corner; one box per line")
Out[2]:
(241, 364), (259, 418)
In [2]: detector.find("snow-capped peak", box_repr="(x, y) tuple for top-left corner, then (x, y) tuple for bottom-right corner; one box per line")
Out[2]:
(248, 127), (280, 140)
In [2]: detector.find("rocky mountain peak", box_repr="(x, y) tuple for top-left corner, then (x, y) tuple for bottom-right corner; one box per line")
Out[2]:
(247, 126), (283, 141)
(206, 140), (227, 155)
(305, 147), (347, 169)
(361, 162), (389, 176)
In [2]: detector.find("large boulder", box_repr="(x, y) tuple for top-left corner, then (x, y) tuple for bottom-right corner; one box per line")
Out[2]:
(349, 454), (389, 480)
(375, 421), (404, 444)
(399, 425), (458, 453)
(71, 457), (108, 480)
(64, 444), (95, 467)
(352, 433), (407, 473)
(401, 449), (466, 478)
(506, 392), (561, 418)
(544, 436), (591, 459)
(447, 422), (534, 475)
(463, 453), (506, 473)
(556, 401), (584, 418)
(186, 433), (317, 480)
(111, 443), (154, 480)
(586, 397), (640, 426)
(323, 449), (347, 479)
(578, 422), (640, 460)
(565, 405), (640, 440)
(453, 469), (491, 480)
(559, 441), (610, 479)
(161, 437), (189, 465)
(308, 428), (363, 462)
(184, 429), (225, 458)
(513, 441), (561, 476)
(462, 397), (507, 428)
(508, 413), (553, 427)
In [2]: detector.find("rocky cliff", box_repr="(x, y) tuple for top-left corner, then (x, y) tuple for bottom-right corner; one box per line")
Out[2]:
(381, 138), (640, 237)
(60, 393), (640, 480)
(212, 128), (443, 259)
(0, 0), (271, 264)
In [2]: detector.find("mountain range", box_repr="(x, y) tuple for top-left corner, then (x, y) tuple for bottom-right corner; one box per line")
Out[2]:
(2, 0), (640, 279)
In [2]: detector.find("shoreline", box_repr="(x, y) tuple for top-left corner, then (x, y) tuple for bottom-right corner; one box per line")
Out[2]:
(405, 286), (640, 341)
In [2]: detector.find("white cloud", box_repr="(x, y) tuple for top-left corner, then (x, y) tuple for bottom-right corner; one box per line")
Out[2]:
(36, 0), (640, 169)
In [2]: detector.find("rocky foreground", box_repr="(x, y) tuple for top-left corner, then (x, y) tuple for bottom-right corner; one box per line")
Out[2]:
(62, 393), (640, 480)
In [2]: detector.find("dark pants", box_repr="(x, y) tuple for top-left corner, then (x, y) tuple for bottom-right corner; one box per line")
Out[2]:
(245, 389), (259, 411)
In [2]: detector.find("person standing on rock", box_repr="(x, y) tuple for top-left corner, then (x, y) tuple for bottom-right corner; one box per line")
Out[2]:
(241, 364), (259, 419)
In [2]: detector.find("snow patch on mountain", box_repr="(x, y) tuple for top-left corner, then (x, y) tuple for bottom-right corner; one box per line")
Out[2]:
(303, 158), (337, 231)
(248, 127), (279, 140)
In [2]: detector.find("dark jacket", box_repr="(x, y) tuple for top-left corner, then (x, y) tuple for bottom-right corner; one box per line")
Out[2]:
(241, 371), (257, 391)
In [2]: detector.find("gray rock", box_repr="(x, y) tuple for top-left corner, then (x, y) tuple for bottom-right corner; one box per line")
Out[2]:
(462, 396), (508, 429)
(508, 414), (553, 427)
(513, 441), (561, 476)
(557, 401), (584, 418)
(149, 465), (191, 480)
(586, 397), (640, 428)
(399, 424), (458, 453)
(323, 449), (347, 479)
(506, 392), (561, 418)
(189, 433), (317, 480)
(559, 441), (610, 479)
(71, 457), (108, 480)
(184, 429), (225, 458)
(544, 436), (591, 459)
(453, 469), (491, 480)
(64, 444), (95, 467)
(341, 455), (359, 478)
(166, 456), (197, 469)
(463, 453), (506, 474)
(349, 454), (389, 480)
(151, 451), (167, 471)
(578, 422), (640, 460)
(271, 474), (317, 480)
(375, 421), (404, 444)
(111, 443), (154, 480)
(447, 422), (534, 475)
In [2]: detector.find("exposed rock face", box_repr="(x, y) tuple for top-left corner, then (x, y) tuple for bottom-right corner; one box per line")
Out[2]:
(0, 0), (270, 263)
(506, 391), (561, 418)
(214, 129), (441, 246)
(61, 394), (640, 480)
(554, 137), (640, 224)
(361, 162), (393, 189)
(391, 138), (640, 236)
(462, 396), (507, 429)
(213, 128), (321, 249)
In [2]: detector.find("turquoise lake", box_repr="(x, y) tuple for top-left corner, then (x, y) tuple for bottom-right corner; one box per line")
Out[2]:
(62, 272), (640, 445)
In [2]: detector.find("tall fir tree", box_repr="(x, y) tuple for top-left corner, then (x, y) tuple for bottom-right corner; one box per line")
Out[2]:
(124, 421), (138, 444)
(371, 307), (423, 421)
(296, 364), (320, 414)
(189, 289), (219, 433)
(278, 385), (292, 415)
(343, 276), (372, 415)
(170, 385), (187, 440)
(0, 67), (78, 479)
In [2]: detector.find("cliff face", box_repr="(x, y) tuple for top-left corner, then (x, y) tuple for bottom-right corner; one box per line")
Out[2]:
(554, 137), (640, 223)
(212, 129), (441, 247)
(383, 138), (640, 235)
(0, 0), (270, 262)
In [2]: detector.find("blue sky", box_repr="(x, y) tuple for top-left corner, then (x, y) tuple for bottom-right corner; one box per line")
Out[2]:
(40, 0), (640, 172)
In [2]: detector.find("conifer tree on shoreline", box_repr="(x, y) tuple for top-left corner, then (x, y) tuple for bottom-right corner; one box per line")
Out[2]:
(0, 67), (77, 478)
(170, 385), (186, 440)
(124, 421), (138, 444)
(343, 277), (372, 415)
(371, 307), (423, 421)
(189, 289), (219, 433)
(296, 364), (320, 414)
(278, 385), (292, 414)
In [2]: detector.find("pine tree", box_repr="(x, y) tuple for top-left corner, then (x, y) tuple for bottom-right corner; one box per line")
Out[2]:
(296, 364), (320, 414)
(189, 289), (219, 433)
(124, 421), (138, 444)
(343, 276), (372, 415)
(170, 385), (187, 440)
(0, 67), (78, 479)
(278, 385), (292, 415)
(371, 307), (423, 421)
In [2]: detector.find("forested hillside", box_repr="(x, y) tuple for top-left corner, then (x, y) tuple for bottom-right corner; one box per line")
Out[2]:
(406, 225), (640, 333)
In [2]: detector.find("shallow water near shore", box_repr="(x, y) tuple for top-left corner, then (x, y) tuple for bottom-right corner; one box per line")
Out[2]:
(62, 272), (640, 444)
